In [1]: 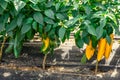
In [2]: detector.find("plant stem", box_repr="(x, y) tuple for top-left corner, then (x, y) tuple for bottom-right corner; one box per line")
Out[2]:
(95, 60), (98, 74)
(42, 54), (48, 70)
(0, 36), (7, 61)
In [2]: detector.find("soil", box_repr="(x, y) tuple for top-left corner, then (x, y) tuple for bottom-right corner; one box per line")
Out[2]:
(0, 39), (120, 80)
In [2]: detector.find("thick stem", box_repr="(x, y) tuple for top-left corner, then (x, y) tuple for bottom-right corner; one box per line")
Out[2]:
(0, 36), (7, 61)
(42, 54), (48, 70)
(95, 60), (98, 74)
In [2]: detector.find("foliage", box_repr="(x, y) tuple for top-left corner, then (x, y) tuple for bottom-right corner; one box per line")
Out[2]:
(0, 0), (120, 69)
(66, 0), (120, 62)
(0, 0), (72, 58)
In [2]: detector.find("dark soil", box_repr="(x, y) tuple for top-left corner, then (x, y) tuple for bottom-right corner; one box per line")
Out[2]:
(0, 40), (120, 80)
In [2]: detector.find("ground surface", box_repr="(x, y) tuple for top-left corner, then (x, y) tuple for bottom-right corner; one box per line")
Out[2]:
(0, 38), (120, 80)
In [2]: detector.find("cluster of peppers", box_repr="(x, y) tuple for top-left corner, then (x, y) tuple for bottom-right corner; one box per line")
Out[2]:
(85, 33), (114, 62)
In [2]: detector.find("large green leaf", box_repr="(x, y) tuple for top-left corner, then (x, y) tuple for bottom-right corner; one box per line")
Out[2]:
(26, 17), (33, 24)
(13, 0), (26, 11)
(45, 1), (53, 8)
(87, 25), (96, 36)
(0, 0), (8, 10)
(21, 24), (31, 34)
(96, 26), (103, 40)
(74, 31), (84, 48)
(75, 37), (84, 48)
(55, 3), (61, 11)
(100, 17), (106, 28)
(32, 21), (37, 31)
(14, 31), (22, 58)
(30, 4), (41, 11)
(44, 9), (55, 19)
(38, 24), (43, 34)
(56, 13), (65, 20)
(17, 14), (25, 26)
(44, 17), (55, 24)
(106, 13), (117, 26)
(65, 15), (82, 27)
(6, 19), (17, 32)
(33, 12), (43, 25)
(45, 24), (52, 32)
(84, 20), (96, 36)
(3, 13), (9, 23)
(58, 27), (66, 40)
(0, 6), (4, 14)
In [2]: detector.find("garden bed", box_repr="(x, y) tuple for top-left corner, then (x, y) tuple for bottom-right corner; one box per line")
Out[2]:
(0, 38), (120, 80)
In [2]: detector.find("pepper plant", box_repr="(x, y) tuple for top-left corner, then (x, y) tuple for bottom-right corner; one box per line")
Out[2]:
(66, 0), (120, 73)
(0, 0), (72, 69)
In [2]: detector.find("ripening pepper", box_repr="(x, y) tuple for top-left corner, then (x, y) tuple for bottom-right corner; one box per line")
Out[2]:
(42, 37), (50, 52)
(85, 40), (95, 60)
(97, 38), (107, 62)
(104, 34), (114, 59)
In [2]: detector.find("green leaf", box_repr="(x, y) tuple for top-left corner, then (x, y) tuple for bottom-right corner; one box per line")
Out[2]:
(56, 13), (65, 20)
(81, 54), (87, 64)
(0, 22), (4, 32)
(3, 13), (9, 23)
(72, 10), (79, 17)
(84, 20), (96, 36)
(58, 27), (66, 40)
(96, 26), (103, 40)
(26, 29), (34, 39)
(45, 24), (52, 32)
(60, 6), (71, 12)
(106, 35), (111, 45)
(74, 31), (84, 48)
(38, 24), (43, 34)
(14, 32), (22, 58)
(21, 24), (31, 34)
(66, 30), (71, 39)
(33, 12), (43, 25)
(65, 15), (81, 27)
(82, 36), (90, 45)
(91, 11), (102, 19)
(0, 6), (4, 14)
(5, 39), (14, 53)
(75, 37), (84, 48)
(87, 25), (96, 36)
(29, 0), (39, 4)
(6, 19), (17, 32)
(14, 43), (22, 58)
(84, 5), (91, 16)
(45, 1), (53, 8)
(55, 3), (61, 11)
(26, 17), (33, 24)
(14, 47), (19, 58)
(7, 31), (13, 37)
(48, 29), (55, 37)
(0, 0), (8, 10)
(100, 17), (106, 28)
(13, 0), (26, 11)
(106, 13), (117, 26)
(44, 17), (55, 24)
(30, 4), (41, 11)
(17, 14), (25, 26)
(44, 9), (55, 19)
(32, 21), (37, 31)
